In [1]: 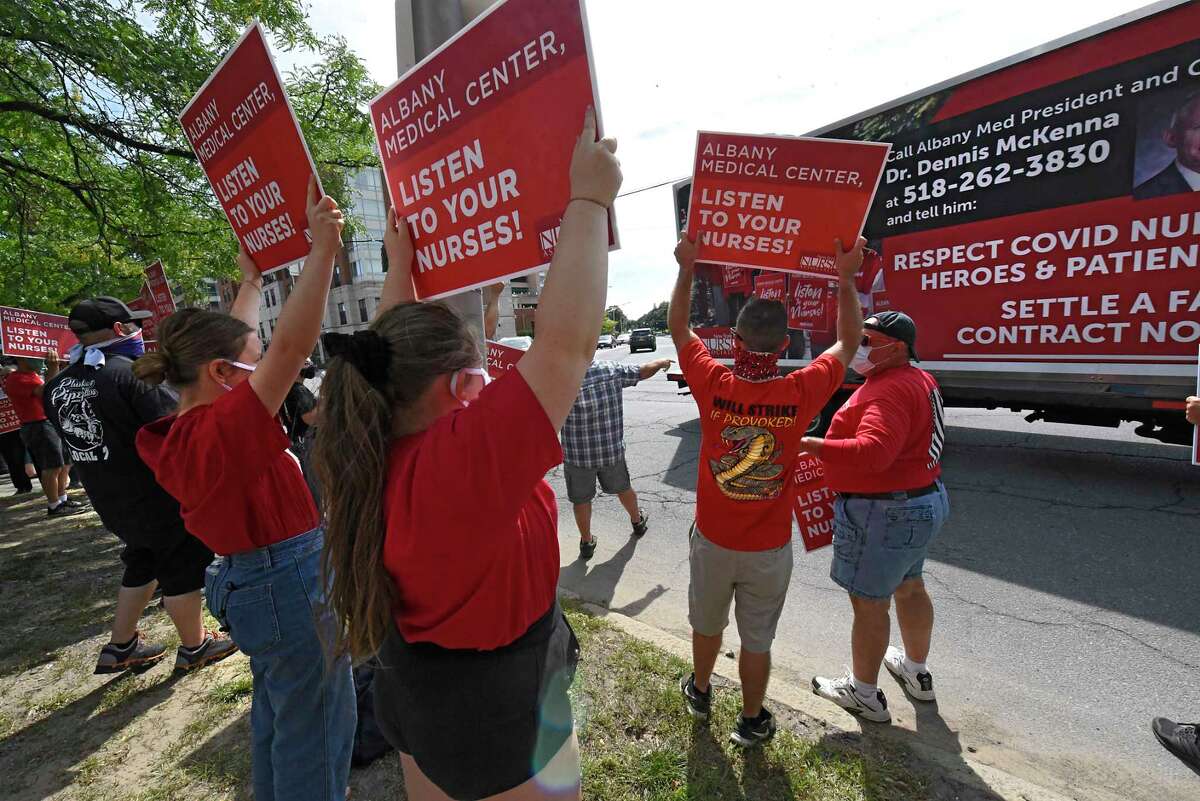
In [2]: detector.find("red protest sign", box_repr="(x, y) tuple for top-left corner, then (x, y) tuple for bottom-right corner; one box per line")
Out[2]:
(179, 22), (320, 275)
(721, 265), (751, 296)
(0, 389), (19, 435)
(794, 454), (835, 551)
(369, 0), (616, 300)
(694, 327), (736, 360)
(130, 260), (178, 343)
(485, 340), (526, 379)
(0, 306), (76, 358)
(1193, 346), (1198, 468)
(788, 276), (835, 331)
(753, 272), (787, 302)
(687, 132), (889, 279)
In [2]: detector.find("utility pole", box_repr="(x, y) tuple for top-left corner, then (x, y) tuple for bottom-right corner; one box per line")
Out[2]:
(394, 0), (489, 349)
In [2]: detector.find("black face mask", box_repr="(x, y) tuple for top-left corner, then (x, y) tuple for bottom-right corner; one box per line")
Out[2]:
(300, 365), (317, 380)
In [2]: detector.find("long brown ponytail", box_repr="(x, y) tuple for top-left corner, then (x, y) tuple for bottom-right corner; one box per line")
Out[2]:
(313, 301), (480, 660)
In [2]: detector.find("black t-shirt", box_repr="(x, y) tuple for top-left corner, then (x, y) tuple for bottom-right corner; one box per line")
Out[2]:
(44, 355), (186, 541)
(280, 382), (317, 446)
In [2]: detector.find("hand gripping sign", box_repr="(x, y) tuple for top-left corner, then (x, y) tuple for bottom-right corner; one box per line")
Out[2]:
(369, 0), (617, 300)
(793, 454), (835, 551)
(179, 22), (321, 275)
(687, 132), (889, 279)
(0, 306), (76, 359)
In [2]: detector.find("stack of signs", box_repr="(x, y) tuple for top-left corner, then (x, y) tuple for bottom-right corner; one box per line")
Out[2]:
(127, 261), (178, 350)
(485, 340), (526, 379)
(686, 132), (889, 279)
(369, 0), (616, 300)
(0, 385), (19, 435)
(793, 454), (835, 551)
(180, 22), (320, 275)
(753, 272), (787, 302)
(787, 276), (836, 332)
(0, 306), (76, 359)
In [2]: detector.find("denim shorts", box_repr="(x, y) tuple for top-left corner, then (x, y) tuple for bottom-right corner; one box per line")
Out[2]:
(830, 482), (949, 600)
(204, 527), (356, 801)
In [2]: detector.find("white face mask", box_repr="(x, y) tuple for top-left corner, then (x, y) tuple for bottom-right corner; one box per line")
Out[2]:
(850, 345), (879, 377)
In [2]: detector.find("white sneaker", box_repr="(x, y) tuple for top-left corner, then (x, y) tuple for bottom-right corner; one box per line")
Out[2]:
(811, 673), (891, 723)
(883, 646), (936, 702)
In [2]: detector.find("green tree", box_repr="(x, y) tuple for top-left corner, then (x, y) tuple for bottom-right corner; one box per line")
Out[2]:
(604, 304), (627, 331)
(634, 301), (669, 331)
(0, 1), (380, 312)
(600, 317), (616, 335)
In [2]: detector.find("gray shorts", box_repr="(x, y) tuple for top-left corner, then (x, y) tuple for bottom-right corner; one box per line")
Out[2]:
(563, 457), (631, 505)
(688, 525), (793, 653)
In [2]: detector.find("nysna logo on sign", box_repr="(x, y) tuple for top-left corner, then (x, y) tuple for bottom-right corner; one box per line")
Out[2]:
(538, 225), (561, 260)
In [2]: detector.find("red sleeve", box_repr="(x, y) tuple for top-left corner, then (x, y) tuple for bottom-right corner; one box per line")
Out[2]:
(790, 353), (845, 405)
(192, 381), (291, 483)
(405, 368), (562, 526)
(820, 393), (912, 473)
(679, 337), (725, 401)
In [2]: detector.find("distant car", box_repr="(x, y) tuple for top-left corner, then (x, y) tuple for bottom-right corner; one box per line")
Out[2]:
(616, 332), (630, 346)
(597, 334), (615, 349)
(498, 336), (532, 351)
(629, 328), (656, 353)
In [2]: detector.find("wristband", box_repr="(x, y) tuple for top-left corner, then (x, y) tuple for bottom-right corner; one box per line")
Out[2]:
(569, 197), (609, 211)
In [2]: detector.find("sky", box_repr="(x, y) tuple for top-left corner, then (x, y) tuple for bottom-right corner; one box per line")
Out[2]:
(292, 0), (1156, 319)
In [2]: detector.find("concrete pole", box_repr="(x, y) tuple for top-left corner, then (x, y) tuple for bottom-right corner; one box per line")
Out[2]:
(394, 0), (487, 350)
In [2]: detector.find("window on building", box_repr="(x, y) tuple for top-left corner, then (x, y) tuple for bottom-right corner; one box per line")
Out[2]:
(338, 303), (348, 326)
(358, 298), (368, 323)
(269, 319), (276, 333)
(259, 324), (266, 342)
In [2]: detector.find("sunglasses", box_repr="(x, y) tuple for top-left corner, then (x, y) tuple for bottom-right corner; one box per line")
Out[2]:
(449, 367), (490, 401)
(222, 359), (259, 373)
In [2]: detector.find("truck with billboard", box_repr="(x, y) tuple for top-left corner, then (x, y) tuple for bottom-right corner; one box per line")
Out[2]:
(672, 0), (1199, 445)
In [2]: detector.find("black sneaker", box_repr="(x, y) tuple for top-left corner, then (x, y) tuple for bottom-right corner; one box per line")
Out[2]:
(1153, 717), (1200, 776)
(579, 537), (597, 560)
(680, 673), (711, 721)
(48, 502), (87, 518)
(731, 707), (777, 748)
(94, 632), (167, 674)
(632, 509), (649, 538)
(175, 630), (240, 673)
(63, 496), (91, 508)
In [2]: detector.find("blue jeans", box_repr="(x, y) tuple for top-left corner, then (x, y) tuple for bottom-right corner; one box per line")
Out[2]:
(204, 527), (355, 801)
(830, 483), (949, 600)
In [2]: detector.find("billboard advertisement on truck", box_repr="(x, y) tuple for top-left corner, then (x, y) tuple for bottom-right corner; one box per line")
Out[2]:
(675, 0), (1199, 444)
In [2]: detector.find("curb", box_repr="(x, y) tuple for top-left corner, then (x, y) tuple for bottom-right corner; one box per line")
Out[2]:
(563, 590), (1086, 801)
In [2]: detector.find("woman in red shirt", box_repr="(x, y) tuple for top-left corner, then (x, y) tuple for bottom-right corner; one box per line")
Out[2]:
(312, 111), (620, 801)
(134, 179), (355, 801)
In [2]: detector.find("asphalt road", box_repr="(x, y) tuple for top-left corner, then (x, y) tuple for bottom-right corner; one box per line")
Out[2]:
(554, 335), (1200, 801)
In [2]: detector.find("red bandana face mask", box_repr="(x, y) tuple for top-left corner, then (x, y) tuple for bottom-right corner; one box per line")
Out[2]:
(733, 349), (779, 382)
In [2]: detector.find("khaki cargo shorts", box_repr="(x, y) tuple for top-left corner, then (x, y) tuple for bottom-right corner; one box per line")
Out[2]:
(687, 525), (793, 653)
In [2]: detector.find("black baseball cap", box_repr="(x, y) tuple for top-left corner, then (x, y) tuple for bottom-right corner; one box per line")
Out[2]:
(864, 310), (919, 361)
(68, 296), (152, 335)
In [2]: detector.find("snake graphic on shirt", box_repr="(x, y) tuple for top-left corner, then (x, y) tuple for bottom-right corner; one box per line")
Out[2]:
(709, 425), (785, 501)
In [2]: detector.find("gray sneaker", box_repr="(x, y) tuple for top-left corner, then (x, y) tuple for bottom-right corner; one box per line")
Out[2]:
(94, 632), (166, 674)
(174, 630), (239, 673)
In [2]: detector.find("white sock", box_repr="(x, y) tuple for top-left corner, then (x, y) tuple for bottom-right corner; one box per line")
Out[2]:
(59, 494), (68, 504)
(904, 656), (927, 674)
(48, 500), (61, 510)
(852, 677), (877, 701)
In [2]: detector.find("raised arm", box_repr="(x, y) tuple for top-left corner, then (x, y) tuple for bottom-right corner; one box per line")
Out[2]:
(230, 245), (264, 329)
(517, 108), (622, 430)
(379, 205), (417, 315)
(821, 237), (866, 368)
(251, 176), (344, 416)
(669, 235), (700, 351)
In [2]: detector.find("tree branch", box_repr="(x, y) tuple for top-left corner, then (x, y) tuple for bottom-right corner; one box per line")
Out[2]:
(0, 99), (195, 159)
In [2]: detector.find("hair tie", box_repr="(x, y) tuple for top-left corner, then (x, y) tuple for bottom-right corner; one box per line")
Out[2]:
(322, 330), (392, 388)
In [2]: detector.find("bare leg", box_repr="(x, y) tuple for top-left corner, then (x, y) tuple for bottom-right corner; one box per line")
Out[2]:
(571, 503), (592, 542)
(893, 578), (934, 663)
(615, 488), (640, 524)
(738, 648), (770, 718)
(57, 466), (71, 499)
(691, 630), (722, 693)
(37, 469), (58, 505)
(162, 590), (206, 649)
(850, 594), (891, 685)
(111, 582), (158, 643)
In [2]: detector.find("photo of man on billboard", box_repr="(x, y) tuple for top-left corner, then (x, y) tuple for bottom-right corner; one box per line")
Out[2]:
(1134, 89), (1200, 200)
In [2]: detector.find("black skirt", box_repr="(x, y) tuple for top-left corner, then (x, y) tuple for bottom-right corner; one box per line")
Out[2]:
(374, 603), (581, 800)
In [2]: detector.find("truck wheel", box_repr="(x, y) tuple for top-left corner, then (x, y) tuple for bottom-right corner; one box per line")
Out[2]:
(650, 344), (656, 351)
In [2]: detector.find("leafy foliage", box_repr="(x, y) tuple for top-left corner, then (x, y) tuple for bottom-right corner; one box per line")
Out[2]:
(633, 301), (669, 331)
(0, 0), (380, 312)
